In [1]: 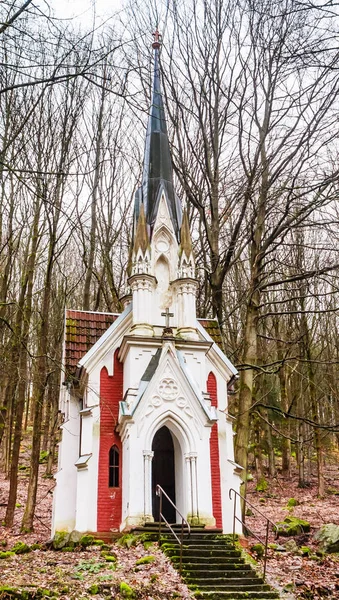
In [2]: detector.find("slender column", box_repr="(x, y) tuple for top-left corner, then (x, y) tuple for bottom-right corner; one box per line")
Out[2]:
(143, 450), (154, 521)
(185, 452), (199, 524)
(190, 452), (199, 522)
(185, 453), (193, 520)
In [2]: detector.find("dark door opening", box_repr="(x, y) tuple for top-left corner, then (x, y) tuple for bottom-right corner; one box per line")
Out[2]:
(152, 426), (176, 523)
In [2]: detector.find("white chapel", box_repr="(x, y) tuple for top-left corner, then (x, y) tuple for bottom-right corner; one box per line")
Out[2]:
(52, 33), (241, 536)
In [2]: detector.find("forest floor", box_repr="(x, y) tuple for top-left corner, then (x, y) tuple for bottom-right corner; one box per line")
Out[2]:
(245, 456), (339, 600)
(1, 444), (339, 599)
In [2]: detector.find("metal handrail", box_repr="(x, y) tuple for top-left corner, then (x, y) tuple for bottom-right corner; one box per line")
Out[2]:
(156, 484), (191, 574)
(229, 488), (278, 580)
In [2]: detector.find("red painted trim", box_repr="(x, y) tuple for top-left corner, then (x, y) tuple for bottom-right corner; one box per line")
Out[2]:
(207, 372), (223, 529)
(97, 349), (123, 531)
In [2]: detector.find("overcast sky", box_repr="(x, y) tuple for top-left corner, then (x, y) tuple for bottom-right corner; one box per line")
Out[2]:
(49, 0), (121, 27)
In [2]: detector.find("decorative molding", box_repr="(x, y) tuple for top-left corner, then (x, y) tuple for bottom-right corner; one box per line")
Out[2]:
(128, 274), (157, 292)
(158, 377), (179, 401)
(171, 278), (198, 295)
(74, 454), (92, 470)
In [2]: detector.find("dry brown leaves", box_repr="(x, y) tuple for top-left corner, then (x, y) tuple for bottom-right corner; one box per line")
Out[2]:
(245, 461), (339, 599)
(2, 447), (339, 599)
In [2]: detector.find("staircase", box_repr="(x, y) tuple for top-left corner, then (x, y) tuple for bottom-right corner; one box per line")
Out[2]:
(134, 523), (280, 600)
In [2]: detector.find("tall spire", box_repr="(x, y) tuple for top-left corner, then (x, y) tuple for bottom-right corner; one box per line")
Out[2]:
(134, 29), (182, 240)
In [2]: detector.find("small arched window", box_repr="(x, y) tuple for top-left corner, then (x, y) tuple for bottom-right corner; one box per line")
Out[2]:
(109, 445), (119, 488)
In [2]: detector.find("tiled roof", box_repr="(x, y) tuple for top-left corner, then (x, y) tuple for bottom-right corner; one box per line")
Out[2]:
(198, 318), (223, 349)
(64, 310), (119, 379)
(63, 310), (223, 379)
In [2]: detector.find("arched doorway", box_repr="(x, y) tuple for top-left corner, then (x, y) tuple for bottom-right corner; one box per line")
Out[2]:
(152, 426), (176, 523)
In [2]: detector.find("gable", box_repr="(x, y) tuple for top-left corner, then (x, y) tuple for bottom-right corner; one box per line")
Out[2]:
(119, 342), (217, 437)
(64, 309), (223, 377)
(62, 305), (233, 389)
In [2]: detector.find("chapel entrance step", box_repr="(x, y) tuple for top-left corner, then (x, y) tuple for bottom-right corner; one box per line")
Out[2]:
(132, 522), (223, 541)
(133, 523), (223, 534)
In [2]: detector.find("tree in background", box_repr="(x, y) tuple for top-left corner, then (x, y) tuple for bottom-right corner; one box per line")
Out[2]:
(1, 0), (339, 531)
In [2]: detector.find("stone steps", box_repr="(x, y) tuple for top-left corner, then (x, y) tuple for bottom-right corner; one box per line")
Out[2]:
(164, 547), (242, 557)
(177, 558), (246, 567)
(189, 582), (272, 591)
(163, 537), (233, 545)
(159, 532), (280, 600)
(193, 593), (279, 600)
(180, 564), (253, 574)
(185, 578), (265, 587)
(182, 568), (254, 578)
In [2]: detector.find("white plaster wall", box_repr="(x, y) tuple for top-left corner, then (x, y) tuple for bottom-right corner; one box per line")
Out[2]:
(121, 422), (147, 527)
(86, 374), (100, 408)
(121, 431), (130, 526)
(181, 349), (207, 393)
(74, 406), (100, 532)
(52, 392), (80, 533)
(74, 469), (89, 531)
(223, 462), (243, 534)
(123, 347), (157, 395)
(194, 428), (214, 524)
(172, 434), (185, 518)
(81, 414), (93, 455)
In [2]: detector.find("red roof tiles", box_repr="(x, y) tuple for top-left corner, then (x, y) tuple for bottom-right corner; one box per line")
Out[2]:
(63, 310), (223, 379)
(64, 310), (119, 378)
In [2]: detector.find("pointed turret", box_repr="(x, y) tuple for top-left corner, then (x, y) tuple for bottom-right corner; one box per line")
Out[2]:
(131, 204), (151, 275)
(128, 201), (156, 335)
(134, 30), (182, 240)
(133, 204), (149, 256)
(178, 208), (195, 278)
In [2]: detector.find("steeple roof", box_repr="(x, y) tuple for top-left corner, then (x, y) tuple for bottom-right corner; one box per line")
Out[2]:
(134, 30), (182, 240)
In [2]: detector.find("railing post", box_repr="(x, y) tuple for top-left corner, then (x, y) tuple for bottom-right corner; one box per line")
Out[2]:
(228, 488), (274, 583)
(263, 518), (269, 581)
(158, 488), (162, 544)
(155, 484), (190, 574)
(180, 519), (184, 575)
(232, 490), (236, 546)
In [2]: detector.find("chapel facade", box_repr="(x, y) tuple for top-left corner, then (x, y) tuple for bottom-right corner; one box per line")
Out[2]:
(52, 33), (241, 535)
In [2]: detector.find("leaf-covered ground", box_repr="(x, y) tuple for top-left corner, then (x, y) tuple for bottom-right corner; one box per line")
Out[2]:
(245, 459), (339, 599)
(0, 539), (194, 599)
(1, 446), (339, 599)
(0, 460), (194, 600)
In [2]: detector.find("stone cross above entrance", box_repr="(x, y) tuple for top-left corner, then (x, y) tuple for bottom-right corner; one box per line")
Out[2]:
(161, 308), (174, 329)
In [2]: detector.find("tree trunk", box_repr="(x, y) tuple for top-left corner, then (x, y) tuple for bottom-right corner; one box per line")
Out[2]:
(83, 81), (105, 310)
(235, 298), (258, 488)
(5, 197), (40, 526)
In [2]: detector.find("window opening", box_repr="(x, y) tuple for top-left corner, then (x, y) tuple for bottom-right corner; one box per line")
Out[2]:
(109, 445), (119, 487)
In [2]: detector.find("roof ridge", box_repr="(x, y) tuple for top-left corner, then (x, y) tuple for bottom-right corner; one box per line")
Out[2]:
(66, 309), (120, 316)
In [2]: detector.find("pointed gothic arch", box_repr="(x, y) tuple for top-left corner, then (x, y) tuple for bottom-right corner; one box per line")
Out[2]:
(155, 254), (170, 295)
(145, 411), (196, 523)
(153, 223), (172, 249)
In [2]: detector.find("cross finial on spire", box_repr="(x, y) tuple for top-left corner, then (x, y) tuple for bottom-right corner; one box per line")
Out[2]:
(152, 28), (162, 49)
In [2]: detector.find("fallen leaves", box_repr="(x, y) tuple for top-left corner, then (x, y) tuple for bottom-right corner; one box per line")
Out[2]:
(0, 543), (195, 599)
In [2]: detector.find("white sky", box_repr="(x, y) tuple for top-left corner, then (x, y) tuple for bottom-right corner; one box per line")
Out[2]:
(49, 0), (122, 26)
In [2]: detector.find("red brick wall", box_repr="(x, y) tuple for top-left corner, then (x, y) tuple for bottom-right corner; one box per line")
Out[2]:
(97, 349), (123, 531)
(207, 372), (223, 529)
